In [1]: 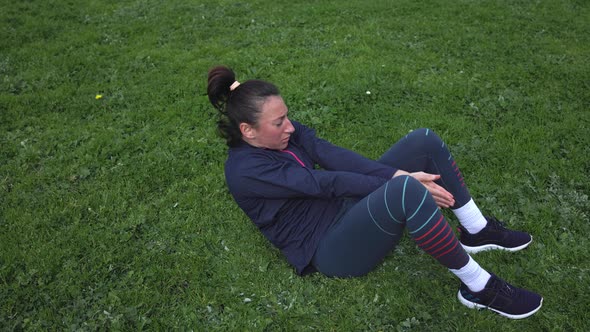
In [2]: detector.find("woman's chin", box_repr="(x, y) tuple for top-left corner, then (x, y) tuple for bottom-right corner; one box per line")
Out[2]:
(280, 140), (289, 149)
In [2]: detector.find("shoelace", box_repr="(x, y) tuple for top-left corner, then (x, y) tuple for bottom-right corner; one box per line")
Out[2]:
(487, 278), (515, 306)
(498, 282), (515, 297)
(487, 216), (508, 231)
(458, 217), (508, 236)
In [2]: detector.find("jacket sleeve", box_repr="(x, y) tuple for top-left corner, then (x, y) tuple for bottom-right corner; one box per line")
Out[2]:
(292, 121), (397, 179)
(227, 151), (388, 199)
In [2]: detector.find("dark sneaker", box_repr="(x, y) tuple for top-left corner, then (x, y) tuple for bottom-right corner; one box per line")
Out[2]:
(458, 274), (543, 319)
(459, 216), (532, 254)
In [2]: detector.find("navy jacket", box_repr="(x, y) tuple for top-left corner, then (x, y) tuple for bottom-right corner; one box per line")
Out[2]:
(225, 121), (397, 274)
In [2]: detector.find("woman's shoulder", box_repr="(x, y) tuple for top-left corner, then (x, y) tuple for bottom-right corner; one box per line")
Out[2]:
(226, 144), (275, 170)
(290, 120), (317, 142)
(291, 120), (311, 133)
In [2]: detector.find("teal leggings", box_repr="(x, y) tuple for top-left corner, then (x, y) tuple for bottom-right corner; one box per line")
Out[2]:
(312, 128), (471, 277)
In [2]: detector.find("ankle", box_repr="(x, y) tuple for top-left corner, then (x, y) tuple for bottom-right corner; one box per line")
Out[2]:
(453, 199), (487, 234)
(450, 257), (491, 292)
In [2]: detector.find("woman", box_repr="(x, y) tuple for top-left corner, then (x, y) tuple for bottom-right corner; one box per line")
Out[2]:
(206, 66), (543, 319)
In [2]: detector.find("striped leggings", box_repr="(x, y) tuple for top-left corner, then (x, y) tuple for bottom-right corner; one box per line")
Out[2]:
(312, 128), (471, 277)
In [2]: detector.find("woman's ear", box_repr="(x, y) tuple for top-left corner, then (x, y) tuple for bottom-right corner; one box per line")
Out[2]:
(239, 122), (256, 139)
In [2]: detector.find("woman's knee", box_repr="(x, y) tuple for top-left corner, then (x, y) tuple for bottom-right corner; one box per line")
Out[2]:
(406, 127), (443, 151)
(387, 175), (428, 203)
(389, 174), (423, 191)
(387, 175), (431, 218)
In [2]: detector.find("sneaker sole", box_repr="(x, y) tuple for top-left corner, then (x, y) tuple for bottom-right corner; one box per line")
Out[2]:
(461, 236), (533, 254)
(457, 290), (543, 319)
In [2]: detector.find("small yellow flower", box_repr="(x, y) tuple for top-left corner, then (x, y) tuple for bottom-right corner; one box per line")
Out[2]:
(95, 94), (103, 100)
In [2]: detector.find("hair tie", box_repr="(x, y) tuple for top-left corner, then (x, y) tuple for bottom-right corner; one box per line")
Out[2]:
(230, 81), (241, 91)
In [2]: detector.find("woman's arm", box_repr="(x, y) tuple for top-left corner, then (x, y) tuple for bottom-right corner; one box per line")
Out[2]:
(226, 151), (389, 200)
(292, 121), (398, 179)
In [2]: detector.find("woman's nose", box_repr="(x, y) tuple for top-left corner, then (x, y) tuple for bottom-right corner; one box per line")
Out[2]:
(285, 119), (295, 133)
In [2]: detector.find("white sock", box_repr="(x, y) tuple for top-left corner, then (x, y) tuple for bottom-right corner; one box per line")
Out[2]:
(452, 199), (487, 234)
(450, 256), (491, 292)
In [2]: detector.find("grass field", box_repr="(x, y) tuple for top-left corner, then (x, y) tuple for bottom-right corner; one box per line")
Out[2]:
(1, 0), (589, 330)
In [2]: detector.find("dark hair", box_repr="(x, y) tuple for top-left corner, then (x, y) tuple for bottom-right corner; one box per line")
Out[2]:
(207, 66), (280, 147)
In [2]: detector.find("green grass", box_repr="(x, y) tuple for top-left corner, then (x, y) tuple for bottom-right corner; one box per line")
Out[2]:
(1, 0), (589, 330)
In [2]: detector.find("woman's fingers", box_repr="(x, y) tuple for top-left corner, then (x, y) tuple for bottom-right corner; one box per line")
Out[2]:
(411, 172), (438, 182)
(431, 192), (454, 208)
(434, 193), (455, 208)
(408, 172), (455, 208)
(423, 182), (455, 208)
(430, 182), (454, 199)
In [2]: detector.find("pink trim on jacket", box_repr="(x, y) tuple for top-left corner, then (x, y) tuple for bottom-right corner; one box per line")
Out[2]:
(281, 149), (306, 167)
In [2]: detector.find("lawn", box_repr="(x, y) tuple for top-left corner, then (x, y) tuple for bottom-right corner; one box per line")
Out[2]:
(1, 0), (589, 330)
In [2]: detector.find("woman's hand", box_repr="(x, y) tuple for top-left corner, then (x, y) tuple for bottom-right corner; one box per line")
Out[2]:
(393, 170), (455, 208)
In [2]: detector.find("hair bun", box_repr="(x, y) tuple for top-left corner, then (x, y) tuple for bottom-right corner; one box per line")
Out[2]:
(207, 66), (236, 110)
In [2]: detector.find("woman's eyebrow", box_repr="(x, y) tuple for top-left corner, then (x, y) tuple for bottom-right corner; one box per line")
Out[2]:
(273, 111), (288, 121)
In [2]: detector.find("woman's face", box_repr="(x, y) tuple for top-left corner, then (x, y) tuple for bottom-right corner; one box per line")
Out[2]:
(243, 95), (295, 150)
